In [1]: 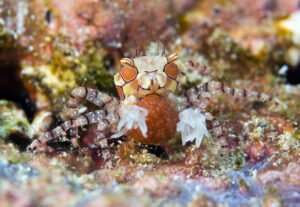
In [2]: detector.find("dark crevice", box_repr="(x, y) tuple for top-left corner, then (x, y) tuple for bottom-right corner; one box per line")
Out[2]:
(286, 63), (300, 85)
(139, 144), (169, 159)
(47, 141), (72, 151)
(0, 64), (37, 122)
(5, 134), (31, 151)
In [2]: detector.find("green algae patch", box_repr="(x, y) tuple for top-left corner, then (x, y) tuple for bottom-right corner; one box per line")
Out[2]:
(21, 38), (116, 113)
(0, 25), (16, 50)
(76, 51), (115, 95)
(292, 129), (300, 141)
(0, 100), (33, 139)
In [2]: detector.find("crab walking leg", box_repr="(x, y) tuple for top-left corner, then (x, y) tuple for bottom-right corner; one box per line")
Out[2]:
(202, 111), (224, 138)
(90, 121), (113, 168)
(202, 111), (230, 156)
(185, 81), (276, 108)
(187, 61), (213, 76)
(90, 110), (121, 167)
(69, 126), (79, 148)
(64, 87), (119, 145)
(69, 87), (118, 109)
(28, 110), (107, 151)
(65, 92), (80, 147)
(62, 87), (119, 123)
(203, 111), (228, 143)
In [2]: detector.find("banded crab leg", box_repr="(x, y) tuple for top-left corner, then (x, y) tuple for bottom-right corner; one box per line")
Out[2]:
(185, 81), (277, 109)
(64, 91), (79, 148)
(202, 111), (226, 140)
(28, 87), (119, 151)
(62, 87), (119, 147)
(28, 107), (120, 153)
(86, 109), (121, 168)
(84, 109), (120, 168)
(91, 120), (114, 168)
(28, 110), (107, 151)
(182, 81), (277, 153)
(202, 111), (229, 155)
(62, 87), (118, 123)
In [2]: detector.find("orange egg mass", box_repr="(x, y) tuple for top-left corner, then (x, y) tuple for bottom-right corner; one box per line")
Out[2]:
(127, 94), (179, 145)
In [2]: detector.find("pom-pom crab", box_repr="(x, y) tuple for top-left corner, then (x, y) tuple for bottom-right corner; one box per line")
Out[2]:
(29, 50), (276, 167)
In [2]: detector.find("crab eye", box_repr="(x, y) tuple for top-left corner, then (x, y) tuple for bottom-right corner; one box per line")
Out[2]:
(120, 66), (138, 82)
(120, 58), (134, 67)
(164, 63), (179, 79)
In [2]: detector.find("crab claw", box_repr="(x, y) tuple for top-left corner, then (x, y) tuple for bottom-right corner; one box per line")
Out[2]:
(28, 139), (49, 153)
(111, 105), (148, 139)
(167, 53), (179, 63)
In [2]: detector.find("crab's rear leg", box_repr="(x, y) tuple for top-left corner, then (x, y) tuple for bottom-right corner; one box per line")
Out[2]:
(186, 81), (276, 107)
(28, 110), (107, 151)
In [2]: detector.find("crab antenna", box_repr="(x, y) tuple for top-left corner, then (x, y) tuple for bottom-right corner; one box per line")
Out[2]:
(161, 40), (166, 56)
(134, 40), (138, 57)
(162, 44), (166, 56)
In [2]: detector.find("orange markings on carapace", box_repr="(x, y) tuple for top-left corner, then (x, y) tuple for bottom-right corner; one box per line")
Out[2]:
(115, 73), (122, 82)
(120, 66), (138, 82)
(116, 86), (125, 100)
(164, 63), (179, 79)
(130, 79), (139, 90)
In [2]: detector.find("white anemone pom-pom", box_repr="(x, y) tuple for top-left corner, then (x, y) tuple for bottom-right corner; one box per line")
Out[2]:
(111, 105), (148, 139)
(176, 108), (210, 148)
